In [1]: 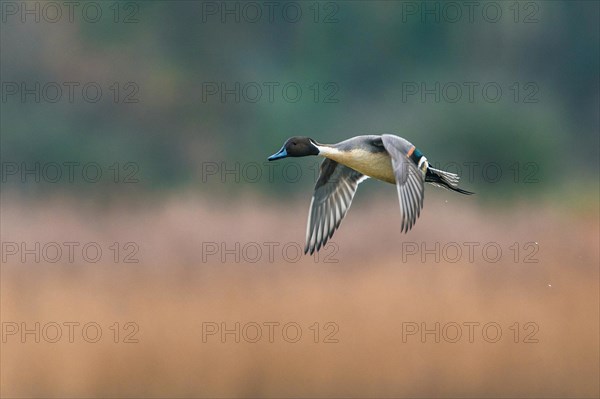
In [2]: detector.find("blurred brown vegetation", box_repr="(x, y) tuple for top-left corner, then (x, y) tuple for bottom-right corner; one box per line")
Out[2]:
(1, 192), (598, 398)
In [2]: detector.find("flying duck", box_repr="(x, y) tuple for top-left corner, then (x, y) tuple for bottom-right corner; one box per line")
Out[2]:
(268, 134), (474, 254)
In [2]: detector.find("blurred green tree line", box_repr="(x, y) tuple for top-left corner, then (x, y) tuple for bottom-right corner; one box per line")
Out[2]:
(1, 1), (598, 200)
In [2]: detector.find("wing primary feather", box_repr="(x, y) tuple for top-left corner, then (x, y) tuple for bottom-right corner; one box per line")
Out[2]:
(304, 159), (364, 254)
(382, 135), (426, 234)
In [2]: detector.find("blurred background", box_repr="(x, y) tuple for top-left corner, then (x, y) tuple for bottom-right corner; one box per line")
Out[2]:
(1, 1), (598, 397)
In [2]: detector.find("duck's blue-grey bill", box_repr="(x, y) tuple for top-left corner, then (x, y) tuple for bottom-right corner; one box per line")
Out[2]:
(268, 147), (287, 161)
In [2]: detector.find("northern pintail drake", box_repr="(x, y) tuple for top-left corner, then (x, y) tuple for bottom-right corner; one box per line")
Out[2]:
(268, 135), (474, 254)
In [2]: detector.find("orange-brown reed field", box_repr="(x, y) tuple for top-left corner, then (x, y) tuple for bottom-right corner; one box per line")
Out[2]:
(1, 191), (598, 398)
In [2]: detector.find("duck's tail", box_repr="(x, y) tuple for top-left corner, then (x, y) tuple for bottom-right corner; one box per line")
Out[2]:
(426, 166), (475, 195)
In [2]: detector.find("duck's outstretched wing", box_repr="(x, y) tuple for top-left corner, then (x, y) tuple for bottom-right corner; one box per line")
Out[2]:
(381, 134), (426, 233)
(305, 159), (367, 254)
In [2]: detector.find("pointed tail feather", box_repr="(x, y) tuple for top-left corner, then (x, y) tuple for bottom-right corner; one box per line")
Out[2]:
(426, 166), (475, 195)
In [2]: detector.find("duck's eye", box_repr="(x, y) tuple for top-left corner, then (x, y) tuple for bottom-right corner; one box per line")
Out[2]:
(292, 142), (297, 146)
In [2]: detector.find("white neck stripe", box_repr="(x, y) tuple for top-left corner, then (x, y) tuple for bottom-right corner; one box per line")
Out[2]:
(314, 144), (341, 156)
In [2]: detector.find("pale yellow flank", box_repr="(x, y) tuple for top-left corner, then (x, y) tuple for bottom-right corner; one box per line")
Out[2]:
(319, 147), (396, 184)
